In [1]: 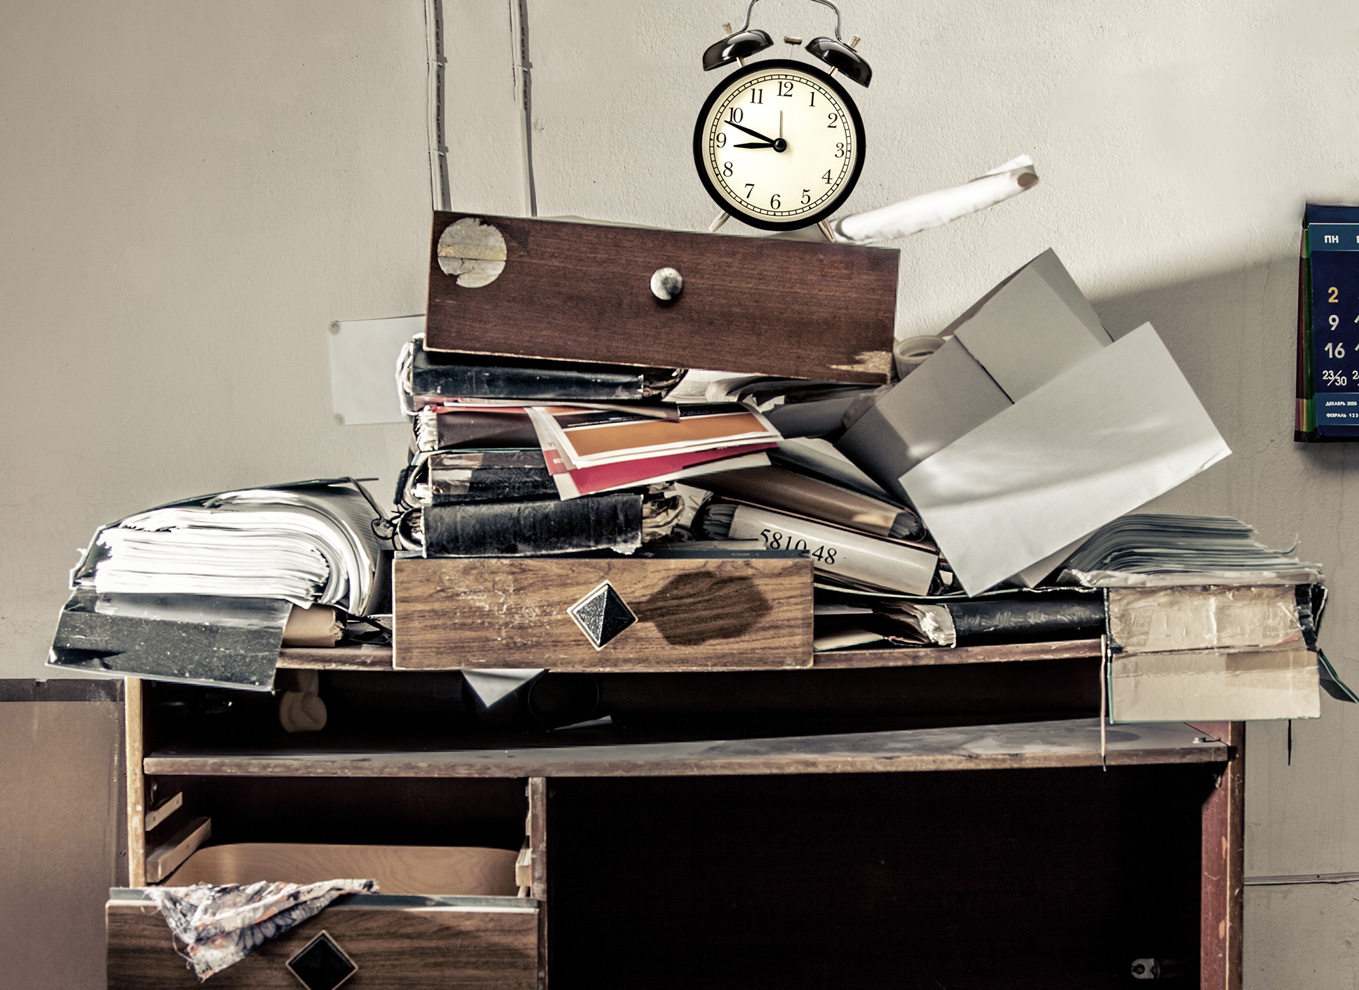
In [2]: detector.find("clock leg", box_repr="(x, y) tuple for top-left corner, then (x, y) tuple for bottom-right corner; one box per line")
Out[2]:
(818, 219), (837, 243)
(709, 211), (731, 233)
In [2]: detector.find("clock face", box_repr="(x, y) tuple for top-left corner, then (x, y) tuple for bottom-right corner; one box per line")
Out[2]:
(693, 58), (865, 231)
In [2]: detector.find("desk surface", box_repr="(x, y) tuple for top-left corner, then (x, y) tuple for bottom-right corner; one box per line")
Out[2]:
(144, 716), (1228, 779)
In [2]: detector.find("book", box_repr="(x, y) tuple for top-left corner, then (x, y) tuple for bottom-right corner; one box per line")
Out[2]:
(812, 587), (1104, 650)
(697, 500), (937, 595)
(404, 336), (683, 407)
(414, 406), (542, 452)
(1056, 513), (1334, 722)
(400, 449), (558, 507)
(527, 404), (781, 470)
(403, 492), (644, 557)
(685, 465), (923, 540)
(69, 480), (390, 616)
(540, 444), (774, 499)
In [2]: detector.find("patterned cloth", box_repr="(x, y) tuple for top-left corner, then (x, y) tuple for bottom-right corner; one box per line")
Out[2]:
(147, 879), (378, 980)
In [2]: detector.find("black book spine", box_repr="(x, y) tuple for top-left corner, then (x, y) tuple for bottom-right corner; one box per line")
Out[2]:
(429, 469), (560, 504)
(413, 345), (679, 401)
(420, 493), (643, 556)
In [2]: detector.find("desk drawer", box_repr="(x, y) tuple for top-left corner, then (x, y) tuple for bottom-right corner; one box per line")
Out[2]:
(393, 555), (814, 672)
(107, 891), (539, 989)
(424, 212), (898, 383)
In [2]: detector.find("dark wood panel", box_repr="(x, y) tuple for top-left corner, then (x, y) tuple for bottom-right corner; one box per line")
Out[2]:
(153, 775), (528, 850)
(547, 767), (1214, 990)
(424, 212), (898, 383)
(108, 899), (538, 989)
(393, 556), (814, 671)
(1199, 722), (1244, 990)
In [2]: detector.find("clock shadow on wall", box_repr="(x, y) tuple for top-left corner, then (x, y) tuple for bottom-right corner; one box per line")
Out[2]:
(693, 0), (872, 239)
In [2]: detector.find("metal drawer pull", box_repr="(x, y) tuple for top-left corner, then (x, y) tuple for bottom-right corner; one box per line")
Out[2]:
(286, 931), (358, 990)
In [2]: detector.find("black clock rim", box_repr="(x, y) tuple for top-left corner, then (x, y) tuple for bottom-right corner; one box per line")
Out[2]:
(692, 58), (866, 232)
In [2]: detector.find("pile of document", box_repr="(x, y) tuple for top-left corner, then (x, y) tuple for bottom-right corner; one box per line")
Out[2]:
(394, 338), (780, 557)
(49, 481), (388, 689)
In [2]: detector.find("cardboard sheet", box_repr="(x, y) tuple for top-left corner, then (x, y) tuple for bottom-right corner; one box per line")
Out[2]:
(1107, 585), (1308, 655)
(901, 324), (1230, 594)
(1109, 648), (1321, 722)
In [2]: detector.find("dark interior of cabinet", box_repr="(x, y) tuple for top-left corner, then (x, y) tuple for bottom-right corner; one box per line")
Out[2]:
(140, 657), (1100, 757)
(547, 765), (1212, 990)
(149, 774), (528, 851)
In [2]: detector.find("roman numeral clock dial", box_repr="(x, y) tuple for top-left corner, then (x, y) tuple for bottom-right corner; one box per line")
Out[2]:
(694, 59), (865, 231)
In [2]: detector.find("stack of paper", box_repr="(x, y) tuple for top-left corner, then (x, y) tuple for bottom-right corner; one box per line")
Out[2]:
(81, 483), (387, 614)
(50, 480), (388, 691)
(1058, 514), (1324, 587)
(395, 336), (741, 556)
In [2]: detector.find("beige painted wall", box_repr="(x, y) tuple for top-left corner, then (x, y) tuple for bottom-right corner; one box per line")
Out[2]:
(4, 0), (1359, 985)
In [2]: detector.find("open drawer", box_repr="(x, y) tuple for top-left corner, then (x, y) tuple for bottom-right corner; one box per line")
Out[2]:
(107, 888), (539, 989)
(112, 739), (548, 990)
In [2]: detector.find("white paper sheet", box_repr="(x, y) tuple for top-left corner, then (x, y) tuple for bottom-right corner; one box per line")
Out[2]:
(900, 324), (1231, 595)
(834, 155), (1038, 244)
(328, 314), (425, 425)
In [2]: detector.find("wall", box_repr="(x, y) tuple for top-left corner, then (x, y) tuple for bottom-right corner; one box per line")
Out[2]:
(3, 0), (1359, 985)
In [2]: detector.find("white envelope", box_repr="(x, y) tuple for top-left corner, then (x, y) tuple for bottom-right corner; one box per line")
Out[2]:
(900, 324), (1231, 594)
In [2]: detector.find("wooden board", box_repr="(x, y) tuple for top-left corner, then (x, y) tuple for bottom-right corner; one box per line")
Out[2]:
(393, 556), (814, 672)
(145, 816), (211, 883)
(163, 843), (519, 897)
(812, 638), (1102, 668)
(143, 718), (1229, 780)
(424, 212), (898, 383)
(1199, 721), (1245, 990)
(143, 791), (183, 832)
(125, 677), (145, 885)
(279, 638), (1103, 672)
(107, 894), (538, 989)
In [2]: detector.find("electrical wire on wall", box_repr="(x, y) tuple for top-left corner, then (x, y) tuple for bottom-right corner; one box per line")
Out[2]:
(424, 0), (450, 212)
(509, 0), (538, 217)
(424, 1), (537, 217)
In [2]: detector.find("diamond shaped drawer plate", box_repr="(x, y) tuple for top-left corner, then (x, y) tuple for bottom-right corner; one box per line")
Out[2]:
(287, 931), (358, 990)
(567, 581), (637, 649)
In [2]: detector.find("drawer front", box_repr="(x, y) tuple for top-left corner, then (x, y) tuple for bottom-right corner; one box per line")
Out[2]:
(424, 212), (898, 383)
(393, 555), (814, 671)
(108, 897), (539, 989)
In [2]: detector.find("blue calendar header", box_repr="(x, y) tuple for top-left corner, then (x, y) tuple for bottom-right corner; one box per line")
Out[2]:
(1309, 224), (1359, 252)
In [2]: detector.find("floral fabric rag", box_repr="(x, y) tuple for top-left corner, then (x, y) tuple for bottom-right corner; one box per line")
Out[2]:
(146, 878), (378, 980)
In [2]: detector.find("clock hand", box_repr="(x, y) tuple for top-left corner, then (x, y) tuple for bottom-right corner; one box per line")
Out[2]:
(734, 139), (789, 152)
(724, 119), (778, 144)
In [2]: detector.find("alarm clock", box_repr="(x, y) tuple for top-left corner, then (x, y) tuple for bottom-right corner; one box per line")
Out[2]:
(694, 0), (871, 235)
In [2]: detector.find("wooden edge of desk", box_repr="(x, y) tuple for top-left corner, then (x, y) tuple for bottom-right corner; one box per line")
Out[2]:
(143, 718), (1228, 779)
(1199, 720), (1244, 990)
(276, 639), (1104, 672)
